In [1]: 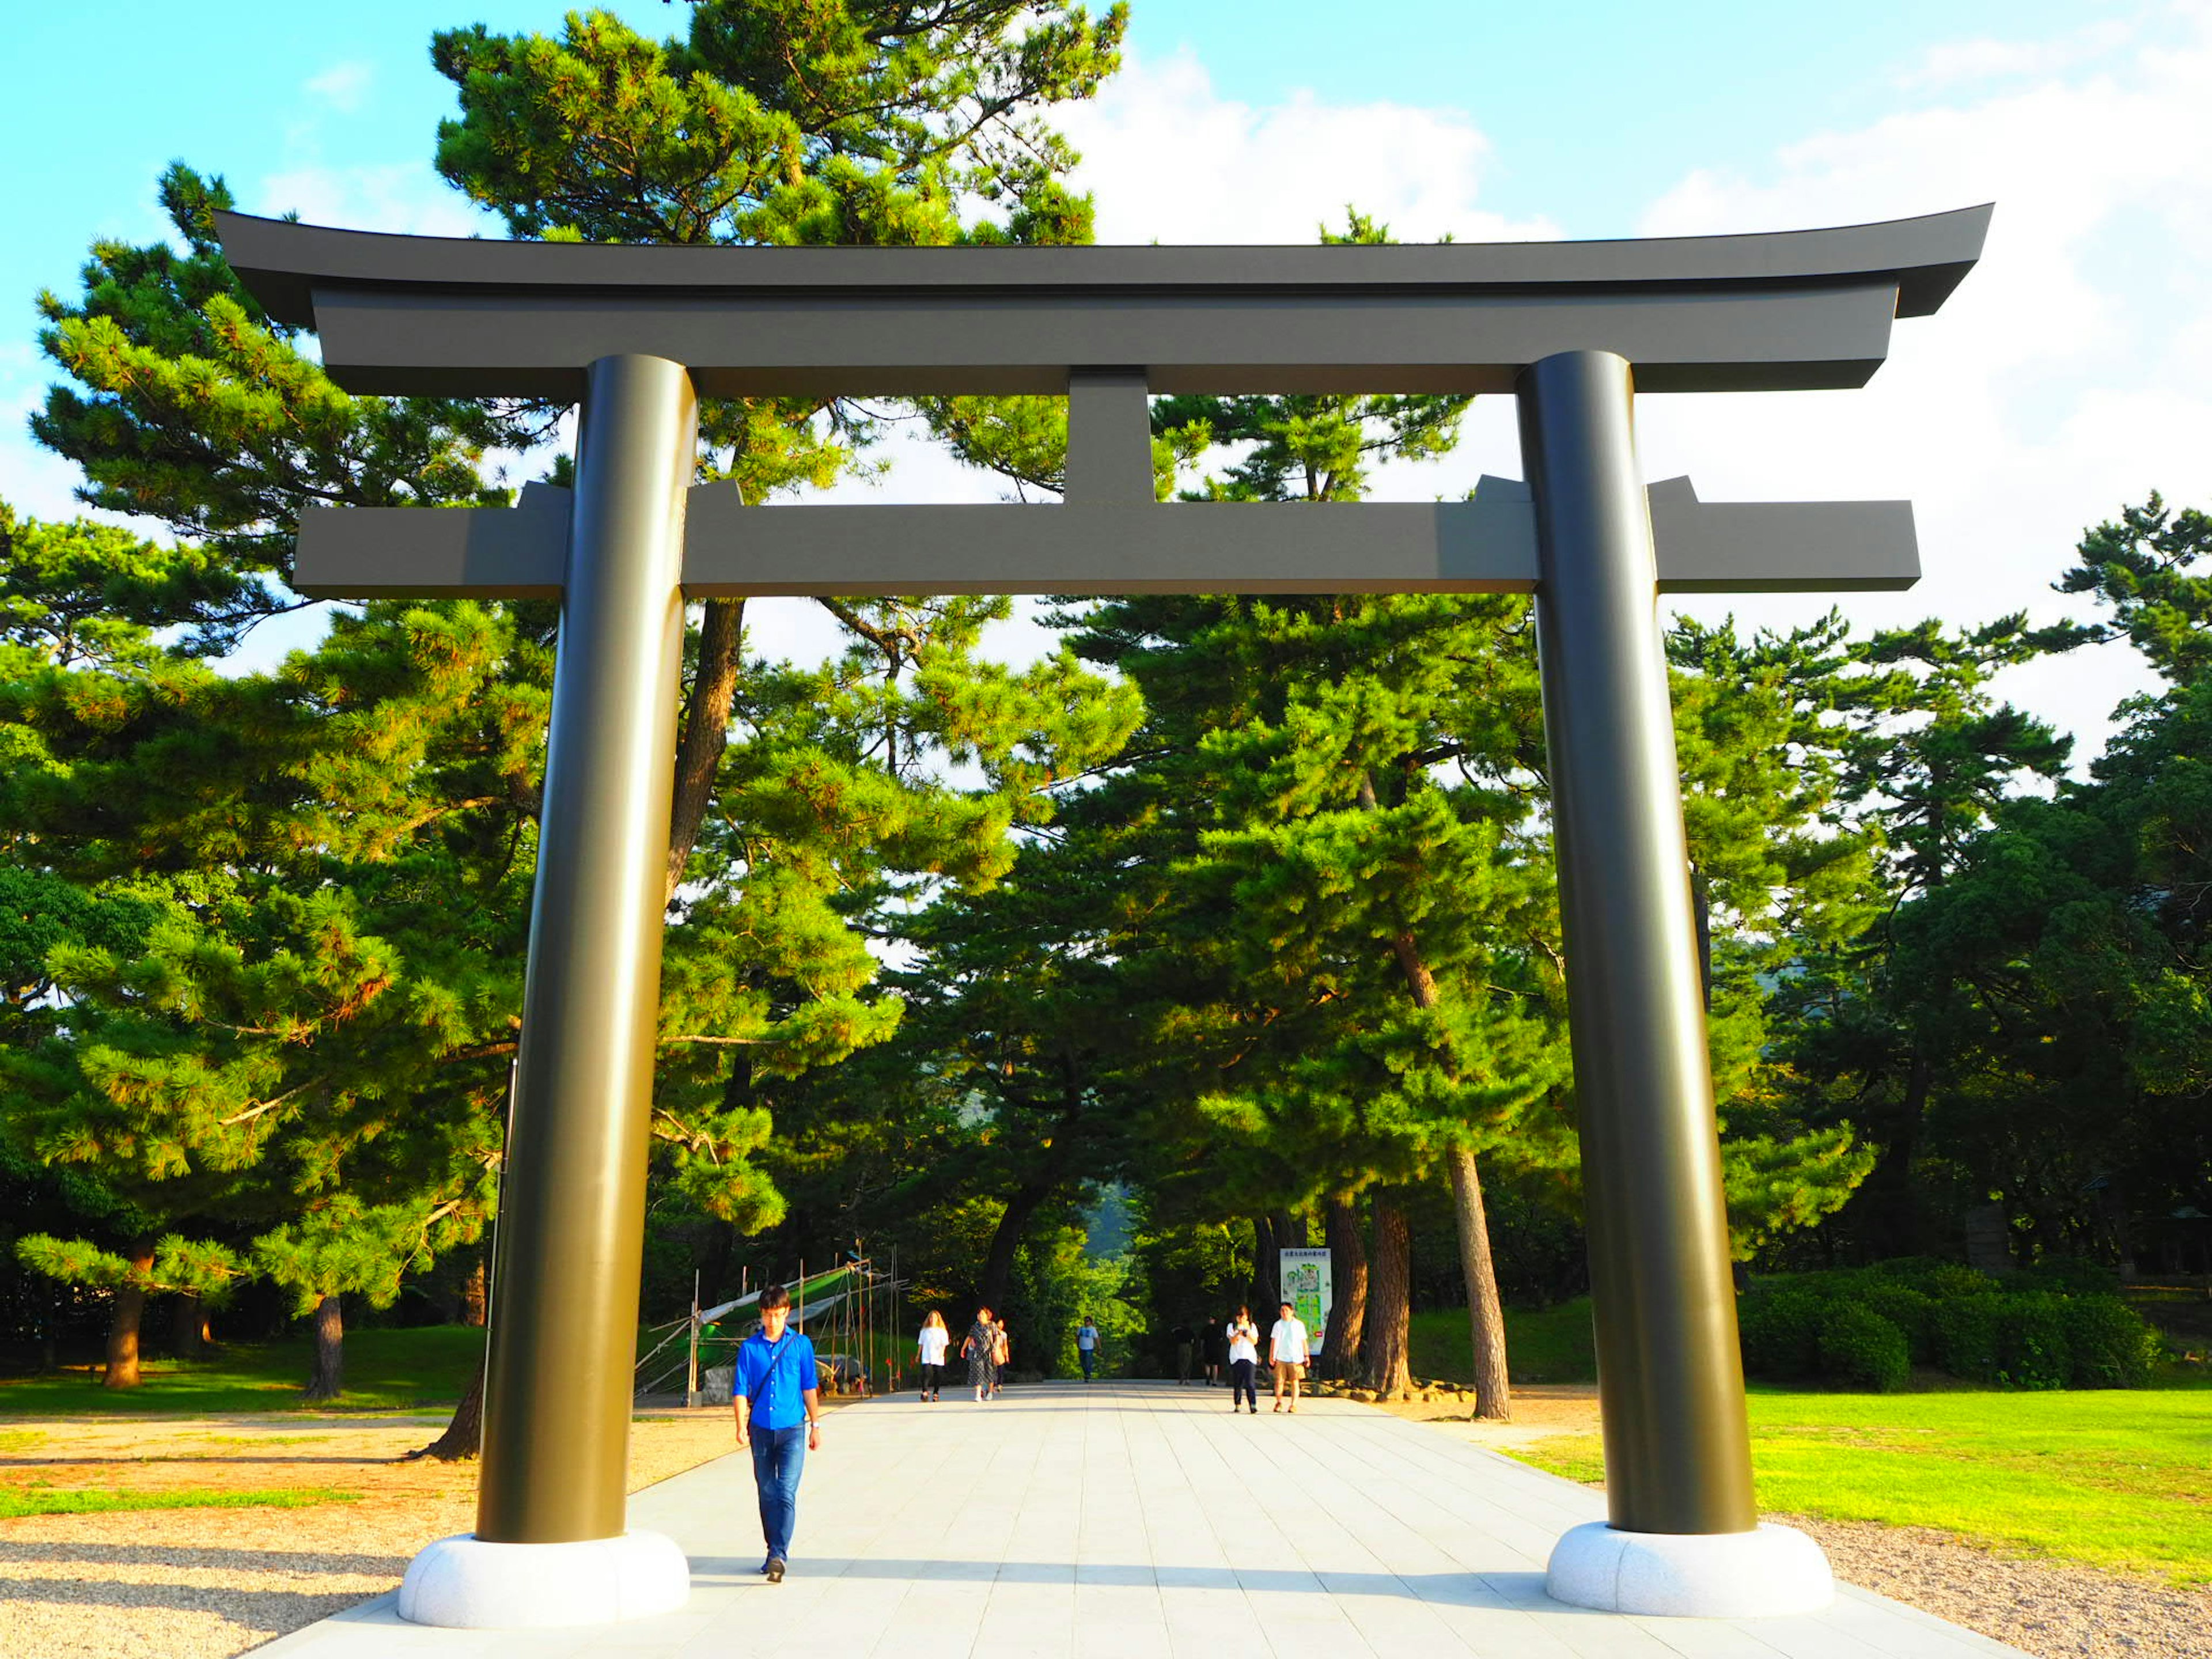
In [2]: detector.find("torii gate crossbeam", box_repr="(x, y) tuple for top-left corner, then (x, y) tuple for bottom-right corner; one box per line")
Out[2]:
(214, 204), (1990, 1631)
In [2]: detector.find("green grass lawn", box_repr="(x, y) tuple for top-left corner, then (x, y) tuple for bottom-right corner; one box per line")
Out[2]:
(1516, 1385), (2212, 1584)
(0, 1325), (486, 1415)
(1410, 1300), (1597, 1384)
(0, 1487), (361, 1519)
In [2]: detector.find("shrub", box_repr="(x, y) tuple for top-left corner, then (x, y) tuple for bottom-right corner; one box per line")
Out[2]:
(2014, 1257), (2122, 1297)
(1817, 1303), (1910, 1392)
(1871, 1257), (1999, 1301)
(1932, 1295), (2003, 1381)
(2063, 1296), (2161, 1388)
(1995, 1293), (2074, 1389)
(1738, 1290), (1825, 1380)
(1857, 1283), (1937, 1365)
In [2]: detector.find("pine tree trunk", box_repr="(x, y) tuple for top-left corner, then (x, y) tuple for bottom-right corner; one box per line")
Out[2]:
(1447, 1146), (1512, 1421)
(173, 1290), (207, 1359)
(101, 1240), (156, 1389)
(460, 1254), (488, 1328)
(1365, 1198), (1412, 1396)
(665, 598), (745, 902)
(410, 1346), (487, 1461)
(1274, 1210), (1308, 1249)
(303, 1295), (344, 1402)
(1250, 1214), (1279, 1312)
(980, 1181), (1050, 1316)
(1324, 1194), (1368, 1381)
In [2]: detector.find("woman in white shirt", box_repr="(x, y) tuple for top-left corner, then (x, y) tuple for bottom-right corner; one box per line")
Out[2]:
(1225, 1306), (1260, 1414)
(915, 1310), (950, 1402)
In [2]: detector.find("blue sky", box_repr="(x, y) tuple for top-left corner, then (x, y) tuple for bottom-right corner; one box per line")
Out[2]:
(4, 1), (2207, 758)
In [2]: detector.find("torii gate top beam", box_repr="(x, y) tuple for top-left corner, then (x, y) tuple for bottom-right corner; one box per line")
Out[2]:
(214, 206), (1990, 400)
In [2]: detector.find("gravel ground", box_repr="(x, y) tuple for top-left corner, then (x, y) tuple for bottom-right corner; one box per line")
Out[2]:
(1777, 1512), (2212, 1659)
(0, 1410), (750, 1659)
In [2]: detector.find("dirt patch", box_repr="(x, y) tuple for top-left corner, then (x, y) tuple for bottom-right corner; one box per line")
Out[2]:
(0, 1404), (814, 1659)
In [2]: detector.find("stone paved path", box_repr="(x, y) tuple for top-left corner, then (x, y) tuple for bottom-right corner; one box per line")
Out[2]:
(256, 1380), (2027, 1657)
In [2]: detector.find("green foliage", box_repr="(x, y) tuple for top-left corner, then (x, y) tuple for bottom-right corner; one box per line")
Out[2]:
(1742, 1265), (2164, 1391)
(1817, 1302), (1910, 1392)
(2065, 1297), (2164, 1388)
(32, 167), (513, 598)
(1738, 1289), (1827, 1381)
(1407, 1300), (1598, 1385)
(1855, 1282), (1937, 1364)
(2055, 491), (2212, 686)
(250, 1201), (432, 1315)
(13, 1232), (245, 1302)
(1006, 1229), (1146, 1378)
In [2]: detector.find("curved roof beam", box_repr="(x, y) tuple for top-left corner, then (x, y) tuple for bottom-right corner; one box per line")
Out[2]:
(213, 205), (1989, 400)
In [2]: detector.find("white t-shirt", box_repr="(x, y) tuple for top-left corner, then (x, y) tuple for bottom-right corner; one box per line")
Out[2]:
(1226, 1320), (1259, 1364)
(1270, 1317), (1310, 1365)
(917, 1325), (949, 1365)
(1077, 1324), (1098, 1351)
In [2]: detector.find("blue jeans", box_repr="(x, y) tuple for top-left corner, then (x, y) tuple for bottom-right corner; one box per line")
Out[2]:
(750, 1425), (806, 1560)
(1079, 1348), (1094, 1379)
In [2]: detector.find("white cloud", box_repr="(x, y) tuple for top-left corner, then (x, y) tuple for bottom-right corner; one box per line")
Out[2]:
(1896, 20), (2133, 90)
(1058, 48), (1555, 247)
(254, 164), (487, 239)
(304, 61), (374, 115)
(1628, 6), (2212, 760)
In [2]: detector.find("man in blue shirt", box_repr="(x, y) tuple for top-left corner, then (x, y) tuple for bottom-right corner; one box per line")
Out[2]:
(732, 1283), (822, 1582)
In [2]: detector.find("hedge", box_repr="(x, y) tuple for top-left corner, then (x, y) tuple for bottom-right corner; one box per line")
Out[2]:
(1737, 1262), (2161, 1392)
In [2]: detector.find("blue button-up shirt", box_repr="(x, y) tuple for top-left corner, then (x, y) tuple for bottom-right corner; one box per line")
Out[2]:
(733, 1330), (817, 1431)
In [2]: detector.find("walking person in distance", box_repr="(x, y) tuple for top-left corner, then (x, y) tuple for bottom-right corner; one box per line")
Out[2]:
(991, 1319), (1012, 1396)
(1269, 1299), (1310, 1414)
(1225, 1306), (1260, 1414)
(732, 1284), (822, 1583)
(963, 1307), (999, 1402)
(915, 1309), (949, 1402)
(1077, 1313), (1101, 1380)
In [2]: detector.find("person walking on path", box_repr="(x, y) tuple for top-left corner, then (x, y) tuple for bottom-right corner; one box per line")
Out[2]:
(1203, 1317), (1226, 1387)
(1225, 1306), (1260, 1414)
(1269, 1299), (1310, 1413)
(915, 1310), (949, 1402)
(991, 1320), (1012, 1395)
(732, 1283), (822, 1583)
(1076, 1315), (1100, 1380)
(963, 1308), (999, 1402)
(1171, 1320), (1196, 1384)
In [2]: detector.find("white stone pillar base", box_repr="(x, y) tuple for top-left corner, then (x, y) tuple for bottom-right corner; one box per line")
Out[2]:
(397, 1529), (691, 1628)
(1546, 1520), (1833, 1618)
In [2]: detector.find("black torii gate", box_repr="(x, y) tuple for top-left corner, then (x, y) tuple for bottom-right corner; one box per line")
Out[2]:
(216, 203), (1988, 1628)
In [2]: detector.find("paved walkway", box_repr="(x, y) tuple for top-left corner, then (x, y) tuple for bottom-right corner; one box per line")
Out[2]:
(259, 1381), (2025, 1658)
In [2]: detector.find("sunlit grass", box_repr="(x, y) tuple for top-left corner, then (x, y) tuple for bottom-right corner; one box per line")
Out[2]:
(1512, 1385), (2212, 1583)
(0, 1486), (361, 1518)
(0, 1327), (487, 1415)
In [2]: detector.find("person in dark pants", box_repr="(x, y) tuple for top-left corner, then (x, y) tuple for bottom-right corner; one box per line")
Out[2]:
(915, 1309), (949, 1401)
(1077, 1315), (1100, 1380)
(1171, 1321), (1196, 1384)
(733, 1284), (822, 1582)
(1225, 1306), (1260, 1414)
